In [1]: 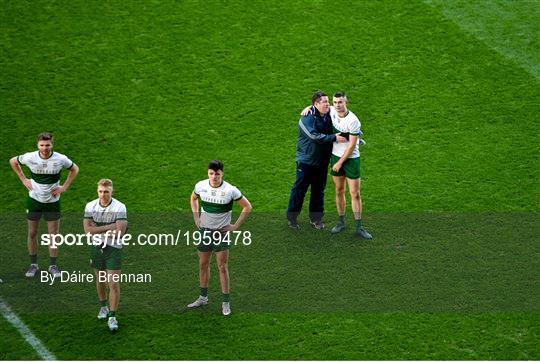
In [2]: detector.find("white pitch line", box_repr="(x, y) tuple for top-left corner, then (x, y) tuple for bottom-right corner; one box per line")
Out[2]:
(0, 297), (57, 361)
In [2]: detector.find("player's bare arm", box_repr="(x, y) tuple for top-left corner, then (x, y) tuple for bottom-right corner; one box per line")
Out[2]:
(52, 163), (79, 197)
(222, 196), (252, 232)
(9, 156), (32, 190)
(111, 219), (128, 238)
(190, 192), (201, 228)
(115, 219), (128, 234)
(83, 219), (117, 235)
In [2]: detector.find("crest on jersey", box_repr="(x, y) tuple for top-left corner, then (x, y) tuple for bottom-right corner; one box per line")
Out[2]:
(211, 190), (216, 196)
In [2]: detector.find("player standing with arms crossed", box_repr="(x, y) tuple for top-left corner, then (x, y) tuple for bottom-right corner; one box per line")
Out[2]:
(83, 179), (128, 332)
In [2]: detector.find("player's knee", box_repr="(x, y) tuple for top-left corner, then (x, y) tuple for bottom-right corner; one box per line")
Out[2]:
(336, 187), (345, 196)
(199, 260), (210, 271)
(28, 229), (38, 240)
(217, 262), (228, 273)
(109, 281), (120, 293)
(349, 189), (360, 200)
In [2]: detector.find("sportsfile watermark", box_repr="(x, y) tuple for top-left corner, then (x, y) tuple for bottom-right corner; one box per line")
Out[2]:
(40, 230), (253, 248)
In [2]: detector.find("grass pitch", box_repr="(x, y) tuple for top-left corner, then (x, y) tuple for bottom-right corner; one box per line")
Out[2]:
(0, 0), (538, 360)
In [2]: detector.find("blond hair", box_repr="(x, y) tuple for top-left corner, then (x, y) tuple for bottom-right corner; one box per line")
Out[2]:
(97, 179), (113, 188)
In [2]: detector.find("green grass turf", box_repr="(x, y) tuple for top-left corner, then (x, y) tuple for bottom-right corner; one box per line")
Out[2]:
(425, 0), (540, 79)
(0, 317), (40, 360)
(1, 212), (538, 314)
(0, 312), (535, 360)
(1, 0), (538, 212)
(0, 0), (538, 360)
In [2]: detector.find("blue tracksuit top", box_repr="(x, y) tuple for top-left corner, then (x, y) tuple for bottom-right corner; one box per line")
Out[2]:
(295, 106), (336, 166)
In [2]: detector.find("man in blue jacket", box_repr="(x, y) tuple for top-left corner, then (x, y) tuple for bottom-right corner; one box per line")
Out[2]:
(286, 91), (346, 229)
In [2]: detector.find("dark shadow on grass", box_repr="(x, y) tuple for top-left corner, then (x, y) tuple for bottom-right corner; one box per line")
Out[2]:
(0, 212), (538, 313)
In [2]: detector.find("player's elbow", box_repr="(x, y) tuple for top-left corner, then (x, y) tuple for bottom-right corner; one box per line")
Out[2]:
(116, 221), (128, 234)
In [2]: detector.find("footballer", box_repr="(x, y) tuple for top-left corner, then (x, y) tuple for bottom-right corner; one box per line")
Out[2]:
(188, 160), (252, 316)
(9, 132), (79, 278)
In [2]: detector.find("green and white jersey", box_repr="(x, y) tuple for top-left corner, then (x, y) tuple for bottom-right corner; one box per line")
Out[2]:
(330, 107), (361, 158)
(84, 198), (127, 249)
(17, 151), (74, 203)
(194, 179), (242, 230)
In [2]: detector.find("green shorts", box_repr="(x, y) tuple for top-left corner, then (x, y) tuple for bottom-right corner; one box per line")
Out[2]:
(90, 245), (122, 270)
(196, 228), (231, 253)
(330, 155), (361, 179)
(26, 197), (61, 221)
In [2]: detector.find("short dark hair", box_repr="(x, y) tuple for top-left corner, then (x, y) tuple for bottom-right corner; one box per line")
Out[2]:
(208, 160), (224, 172)
(333, 91), (347, 99)
(312, 91), (327, 105)
(37, 132), (53, 142)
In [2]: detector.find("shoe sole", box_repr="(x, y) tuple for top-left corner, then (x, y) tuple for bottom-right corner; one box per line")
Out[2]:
(187, 302), (208, 308)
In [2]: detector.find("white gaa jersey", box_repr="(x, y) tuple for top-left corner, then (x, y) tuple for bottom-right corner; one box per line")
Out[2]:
(84, 198), (127, 248)
(330, 107), (362, 158)
(17, 151), (74, 203)
(194, 180), (242, 230)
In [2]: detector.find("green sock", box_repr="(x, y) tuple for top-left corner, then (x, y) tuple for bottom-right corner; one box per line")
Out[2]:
(49, 257), (57, 266)
(338, 215), (345, 224)
(100, 300), (107, 307)
(222, 293), (230, 303)
(108, 311), (116, 318)
(355, 219), (362, 228)
(30, 254), (37, 264)
(200, 287), (208, 297)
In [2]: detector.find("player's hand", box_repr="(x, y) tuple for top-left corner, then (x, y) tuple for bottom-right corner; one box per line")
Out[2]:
(51, 186), (66, 197)
(336, 134), (347, 143)
(222, 224), (237, 232)
(300, 106), (312, 116)
(332, 162), (343, 172)
(194, 219), (201, 228)
(23, 178), (33, 191)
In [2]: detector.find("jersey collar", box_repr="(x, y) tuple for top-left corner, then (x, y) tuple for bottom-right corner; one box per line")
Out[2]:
(99, 199), (113, 208)
(38, 151), (54, 160)
(208, 180), (223, 188)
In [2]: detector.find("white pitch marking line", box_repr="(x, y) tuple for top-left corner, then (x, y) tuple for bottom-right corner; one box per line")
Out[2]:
(0, 297), (57, 360)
